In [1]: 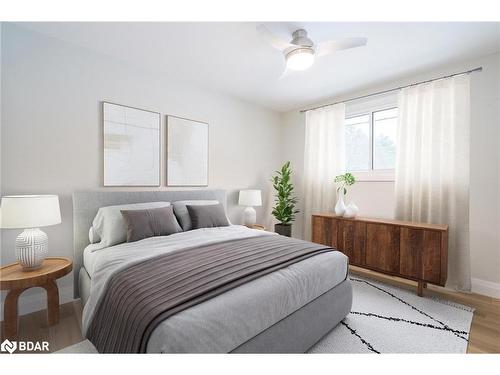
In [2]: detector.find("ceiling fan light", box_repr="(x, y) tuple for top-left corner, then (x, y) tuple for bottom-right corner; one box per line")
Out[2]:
(286, 48), (315, 71)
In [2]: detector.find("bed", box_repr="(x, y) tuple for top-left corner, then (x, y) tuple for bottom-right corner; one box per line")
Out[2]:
(73, 190), (352, 353)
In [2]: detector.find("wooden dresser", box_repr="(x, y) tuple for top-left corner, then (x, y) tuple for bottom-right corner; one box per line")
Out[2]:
(312, 214), (448, 296)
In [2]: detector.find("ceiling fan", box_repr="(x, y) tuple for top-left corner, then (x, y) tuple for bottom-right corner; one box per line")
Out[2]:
(257, 25), (367, 73)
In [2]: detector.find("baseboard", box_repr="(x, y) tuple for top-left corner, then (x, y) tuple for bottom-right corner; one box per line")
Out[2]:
(0, 284), (76, 321)
(471, 277), (500, 299)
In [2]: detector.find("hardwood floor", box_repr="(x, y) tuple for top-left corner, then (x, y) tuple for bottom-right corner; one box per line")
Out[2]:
(0, 300), (84, 353)
(1, 270), (499, 353)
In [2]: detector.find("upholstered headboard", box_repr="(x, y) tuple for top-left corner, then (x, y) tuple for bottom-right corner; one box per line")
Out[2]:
(72, 189), (226, 298)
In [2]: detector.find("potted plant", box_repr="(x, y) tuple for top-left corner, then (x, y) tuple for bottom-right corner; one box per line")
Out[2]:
(271, 161), (299, 237)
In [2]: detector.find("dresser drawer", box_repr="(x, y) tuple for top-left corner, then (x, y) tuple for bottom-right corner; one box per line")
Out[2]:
(312, 215), (339, 248)
(399, 228), (443, 284)
(337, 220), (366, 265)
(365, 223), (400, 273)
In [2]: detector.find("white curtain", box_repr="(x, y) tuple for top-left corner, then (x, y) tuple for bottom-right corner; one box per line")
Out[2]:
(395, 74), (471, 291)
(302, 103), (346, 240)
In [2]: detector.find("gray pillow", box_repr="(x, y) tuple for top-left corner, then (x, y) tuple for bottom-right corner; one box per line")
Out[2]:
(173, 200), (220, 231)
(186, 203), (230, 229)
(121, 206), (182, 243)
(92, 201), (171, 247)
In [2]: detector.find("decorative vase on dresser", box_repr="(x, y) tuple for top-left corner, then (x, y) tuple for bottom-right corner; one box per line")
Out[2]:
(334, 172), (355, 217)
(343, 202), (359, 218)
(334, 190), (346, 216)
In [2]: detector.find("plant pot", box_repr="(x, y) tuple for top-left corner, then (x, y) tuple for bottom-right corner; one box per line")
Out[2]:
(275, 223), (292, 237)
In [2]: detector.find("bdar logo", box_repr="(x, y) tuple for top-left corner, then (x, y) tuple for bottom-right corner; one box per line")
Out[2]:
(0, 339), (48, 353)
(1, 339), (17, 354)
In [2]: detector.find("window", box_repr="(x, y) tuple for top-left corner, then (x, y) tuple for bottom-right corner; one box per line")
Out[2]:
(345, 107), (398, 179)
(345, 114), (370, 171)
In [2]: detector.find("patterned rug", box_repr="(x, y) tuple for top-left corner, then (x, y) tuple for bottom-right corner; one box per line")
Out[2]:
(309, 276), (474, 353)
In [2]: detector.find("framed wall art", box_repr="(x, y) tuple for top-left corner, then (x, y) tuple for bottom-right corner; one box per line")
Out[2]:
(167, 115), (208, 186)
(103, 101), (160, 186)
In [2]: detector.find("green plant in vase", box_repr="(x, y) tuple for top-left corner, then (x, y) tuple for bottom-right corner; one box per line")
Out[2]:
(271, 161), (299, 237)
(334, 172), (358, 217)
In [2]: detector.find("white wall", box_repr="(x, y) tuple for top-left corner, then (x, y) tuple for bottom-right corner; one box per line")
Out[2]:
(282, 52), (500, 296)
(0, 24), (282, 318)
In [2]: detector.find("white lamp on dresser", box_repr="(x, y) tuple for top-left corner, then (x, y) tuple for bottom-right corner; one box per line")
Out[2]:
(238, 190), (262, 227)
(0, 195), (61, 270)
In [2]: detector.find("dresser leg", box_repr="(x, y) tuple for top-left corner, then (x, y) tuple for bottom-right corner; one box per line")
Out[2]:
(4, 288), (25, 339)
(417, 281), (427, 297)
(43, 279), (59, 326)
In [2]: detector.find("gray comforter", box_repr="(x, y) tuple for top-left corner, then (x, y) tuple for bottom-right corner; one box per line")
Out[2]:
(82, 226), (349, 353)
(86, 235), (335, 353)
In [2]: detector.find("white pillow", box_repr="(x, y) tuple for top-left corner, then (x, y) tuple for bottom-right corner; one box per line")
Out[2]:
(92, 202), (171, 247)
(88, 226), (100, 244)
(173, 200), (220, 231)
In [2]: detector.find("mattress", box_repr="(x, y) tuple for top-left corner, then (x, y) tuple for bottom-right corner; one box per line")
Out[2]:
(82, 225), (348, 353)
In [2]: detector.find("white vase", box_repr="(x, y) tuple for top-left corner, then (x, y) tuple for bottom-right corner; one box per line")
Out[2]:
(343, 202), (359, 218)
(334, 190), (346, 216)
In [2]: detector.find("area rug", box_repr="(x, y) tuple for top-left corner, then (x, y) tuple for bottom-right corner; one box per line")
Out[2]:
(308, 276), (474, 353)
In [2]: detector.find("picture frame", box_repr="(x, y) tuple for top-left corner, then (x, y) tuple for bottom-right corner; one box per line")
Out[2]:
(166, 115), (209, 186)
(103, 101), (161, 186)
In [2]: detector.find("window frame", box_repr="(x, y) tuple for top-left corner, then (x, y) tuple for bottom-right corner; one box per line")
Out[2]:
(345, 105), (398, 182)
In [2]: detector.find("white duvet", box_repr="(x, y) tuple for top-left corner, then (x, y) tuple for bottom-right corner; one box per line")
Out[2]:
(82, 225), (348, 353)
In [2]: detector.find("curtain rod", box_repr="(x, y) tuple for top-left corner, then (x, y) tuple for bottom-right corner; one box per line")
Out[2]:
(299, 67), (483, 113)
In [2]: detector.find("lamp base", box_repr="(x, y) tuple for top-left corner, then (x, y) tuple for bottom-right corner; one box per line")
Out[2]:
(242, 206), (257, 226)
(15, 228), (48, 271)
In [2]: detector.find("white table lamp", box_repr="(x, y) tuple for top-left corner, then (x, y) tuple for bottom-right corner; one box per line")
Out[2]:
(238, 190), (262, 226)
(0, 195), (61, 270)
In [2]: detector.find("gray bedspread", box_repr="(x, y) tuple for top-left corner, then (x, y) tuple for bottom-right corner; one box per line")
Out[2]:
(86, 235), (335, 353)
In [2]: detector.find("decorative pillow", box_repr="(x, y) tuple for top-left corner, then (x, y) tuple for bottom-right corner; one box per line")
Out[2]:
(92, 201), (171, 247)
(186, 203), (230, 229)
(121, 206), (182, 243)
(172, 200), (220, 231)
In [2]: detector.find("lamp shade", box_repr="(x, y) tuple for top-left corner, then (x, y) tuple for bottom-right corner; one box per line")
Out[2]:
(0, 195), (61, 229)
(238, 190), (262, 207)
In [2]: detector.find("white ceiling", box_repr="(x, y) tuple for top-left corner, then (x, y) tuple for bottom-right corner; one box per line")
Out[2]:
(18, 22), (500, 112)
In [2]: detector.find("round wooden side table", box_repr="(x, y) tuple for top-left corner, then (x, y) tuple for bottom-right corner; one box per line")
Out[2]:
(0, 257), (72, 339)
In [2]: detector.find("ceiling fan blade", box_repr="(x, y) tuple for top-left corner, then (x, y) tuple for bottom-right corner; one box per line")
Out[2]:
(278, 67), (292, 80)
(256, 24), (293, 51)
(316, 37), (367, 57)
